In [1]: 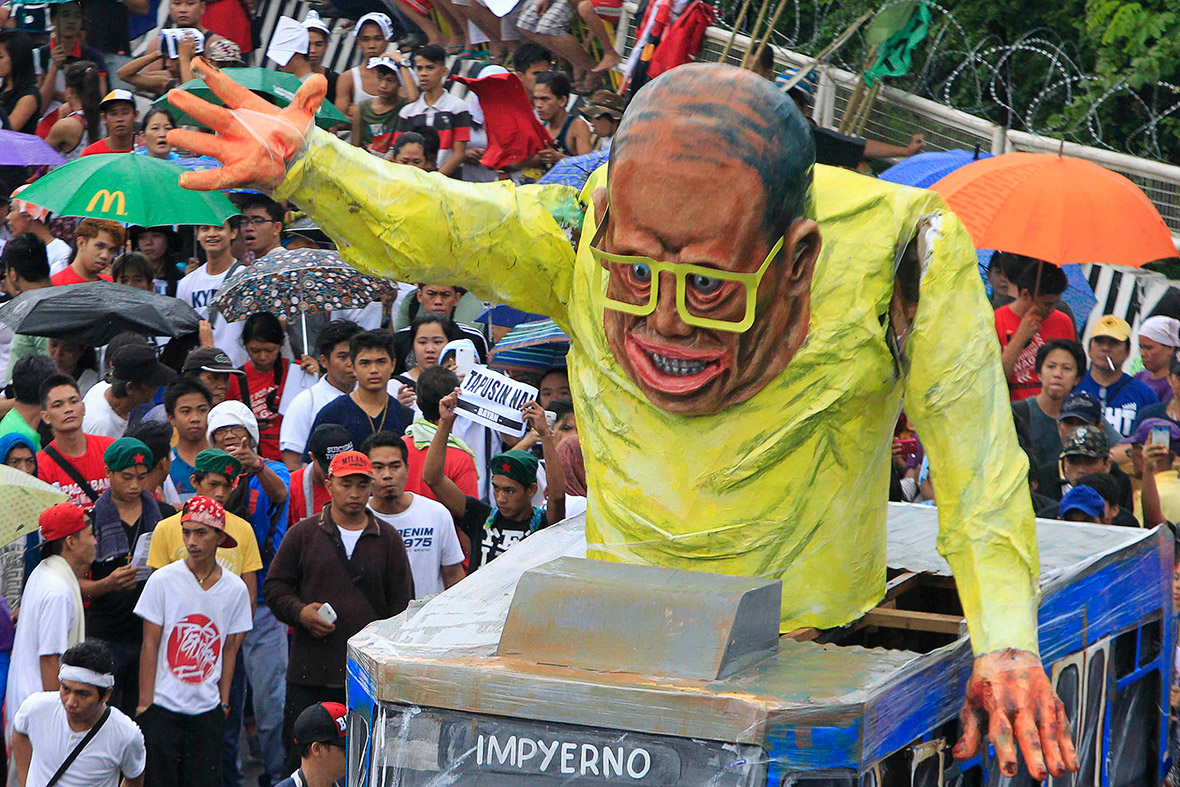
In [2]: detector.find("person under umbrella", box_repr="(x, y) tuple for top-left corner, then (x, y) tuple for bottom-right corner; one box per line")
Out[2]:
(48, 338), (100, 396)
(227, 312), (294, 462)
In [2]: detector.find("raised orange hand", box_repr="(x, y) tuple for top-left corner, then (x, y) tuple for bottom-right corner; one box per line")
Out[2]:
(166, 57), (328, 192)
(953, 649), (1079, 779)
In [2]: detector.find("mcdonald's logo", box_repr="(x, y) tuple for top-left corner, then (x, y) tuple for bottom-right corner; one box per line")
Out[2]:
(85, 189), (128, 216)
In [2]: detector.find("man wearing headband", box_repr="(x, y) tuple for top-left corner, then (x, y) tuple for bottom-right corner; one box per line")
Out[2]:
(11, 640), (146, 787)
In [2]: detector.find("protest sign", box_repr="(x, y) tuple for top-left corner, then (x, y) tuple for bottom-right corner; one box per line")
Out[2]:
(457, 365), (537, 436)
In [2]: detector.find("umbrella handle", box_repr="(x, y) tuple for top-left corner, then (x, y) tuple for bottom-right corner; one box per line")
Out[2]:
(301, 311), (309, 358)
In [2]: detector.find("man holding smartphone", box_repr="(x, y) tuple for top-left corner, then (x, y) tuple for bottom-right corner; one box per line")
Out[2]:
(264, 450), (414, 775)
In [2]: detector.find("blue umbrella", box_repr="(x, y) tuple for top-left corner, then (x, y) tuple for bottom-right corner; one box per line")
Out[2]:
(878, 149), (992, 189)
(475, 304), (547, 329)
(538, 149), (610, 191)
(488, 319), (569, 372)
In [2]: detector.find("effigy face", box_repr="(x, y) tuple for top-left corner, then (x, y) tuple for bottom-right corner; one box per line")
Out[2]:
(590, 75), (819, 416)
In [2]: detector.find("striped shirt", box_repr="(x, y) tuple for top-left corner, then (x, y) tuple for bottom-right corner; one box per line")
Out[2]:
(396, 92), (473, 169)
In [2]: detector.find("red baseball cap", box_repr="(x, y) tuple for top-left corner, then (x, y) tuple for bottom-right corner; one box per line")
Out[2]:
(39, 503), (87, 541)
(292, 701), (348, 745)
(181, 496), (238, 548)
(328, 451), (373, 478)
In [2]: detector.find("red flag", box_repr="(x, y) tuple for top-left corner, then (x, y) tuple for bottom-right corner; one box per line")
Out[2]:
(647, 1), (717, 78)
(456, 73), (554, 170)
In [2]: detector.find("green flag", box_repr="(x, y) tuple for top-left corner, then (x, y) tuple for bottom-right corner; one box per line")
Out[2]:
(863, 1), (931, 86)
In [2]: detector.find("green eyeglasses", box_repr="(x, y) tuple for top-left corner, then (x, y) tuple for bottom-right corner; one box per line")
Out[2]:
(590, 210), (784, 333)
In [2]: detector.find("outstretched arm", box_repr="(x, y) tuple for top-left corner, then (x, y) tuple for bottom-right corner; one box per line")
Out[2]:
(167, 60), (581, 322)
(902, 209), (1077, 780)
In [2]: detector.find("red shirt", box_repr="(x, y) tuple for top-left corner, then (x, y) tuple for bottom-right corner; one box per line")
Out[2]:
(995, 305), (1075, 401)
(402, 435), (478, 501)
(228, 360), (287, 461)
(37, 434), (116, 513)
(79, 138), (133, 156)
(288, 465), (331, 527)
(51, 266), (112, 286)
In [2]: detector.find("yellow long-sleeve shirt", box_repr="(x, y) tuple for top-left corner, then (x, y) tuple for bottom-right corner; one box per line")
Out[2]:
(276, 128), (1041, 655)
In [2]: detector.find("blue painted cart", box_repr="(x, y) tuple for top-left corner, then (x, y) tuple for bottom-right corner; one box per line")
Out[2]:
(345, 504), (1173, 786)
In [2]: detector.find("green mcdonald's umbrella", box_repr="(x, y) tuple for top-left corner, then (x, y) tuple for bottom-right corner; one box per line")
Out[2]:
(16, 154), (238, 226)
(156, 67), (349, 130)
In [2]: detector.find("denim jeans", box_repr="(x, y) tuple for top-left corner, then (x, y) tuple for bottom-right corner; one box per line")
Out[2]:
(242, 605), (289, 784)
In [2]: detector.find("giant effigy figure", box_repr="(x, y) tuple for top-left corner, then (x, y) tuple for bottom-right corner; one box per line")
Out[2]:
(170, 61), (1077, 779)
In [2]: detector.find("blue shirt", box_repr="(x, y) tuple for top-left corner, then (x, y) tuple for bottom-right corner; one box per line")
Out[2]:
(245, 459), (291, 587)
(1074, 371), (1159, 437)
(306, 394), (412, 457)
(170, 448), (195, 501)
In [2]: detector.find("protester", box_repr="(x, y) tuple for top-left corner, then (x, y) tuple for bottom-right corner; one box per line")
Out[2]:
(165, 377), (213, 501)
(1, 354), (55, 450)
(393, 291), (489, 364)
(276, 702), (348, 787)
(279, 320), (362, 470)
(11, 640), (145, 787)
(364, 431), (465, 596)
(137, 107), (179, 161)
(79, 90), (136, 155)
(52, 218), (124, 286)
(512, 366), (571, 452)
(0, 31), (41, 134)
(47, 339), (100, 396)
(44, 61), (103, 161)
(995, 263), (1073, 401)
(402, 366), (478, 500)
(135, 495), (252, 787)
(1035, 425), (1111, 504)
(267, 17), (313, 79)
(583, 89), (624, 151)
(511, 42), (554, 94)
(227, 311), (292, 462)
(1054, 391), (1122, 462)
(83, 342), (176, 438)
(84, 437), (167, 715)
(129, 224), (183, 295)
(533, 71), (592, 161)
(351, 56), (407, 156)
(1011, 339), (1086, 469)
(6, 190), (72, 274)
(239, 194), (284, 262)
(550, 396), (577, 442)
(1128, 418), (1180, 523)
(181, 347), (243, 407)
(2, 235), (53, 384)
(5, 503), (92, 743)
(556, 431), (586, 497)
(308, 330), (412, 455)
(205, 400), (290, 785)
(333, 13), (410, 120)
(111, 252), (156, 291)
(1076, 315), (1158, 437)
(264, 450), (413, 773)
(1135, 315), (1180, 405)
(397, 45), (471, 178)
(178, 221), (246, 364)
(1064, 472), (1138, 527)
(1058, 485), (1109, 524)
(1, 432), (37, 475)
(33, 1), (109, 117)
(127, 419), (182, 507)
(289, 424), (352, 528)
(302, 12), (339, 107)
(393, 313), (461, 391)
(37, 374), (116, 512)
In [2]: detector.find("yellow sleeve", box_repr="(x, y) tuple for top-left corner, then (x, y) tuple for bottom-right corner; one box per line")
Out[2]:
(147, 518), (179, 569)
(903, 210), (1040, 657)
(274, 127), (584, 325)
(231, 514), (264, 575)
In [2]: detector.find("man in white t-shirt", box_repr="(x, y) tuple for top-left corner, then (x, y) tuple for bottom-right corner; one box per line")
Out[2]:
(7, 186), (73, 276)
(364, 432), (464, 596)
(6, 504), (93, 746)
(82, 343), (175, 439)
(134, 496), (252, 787)
(177, 219), (246, 366)
(279, 320), (361, 470)
(11, 640), (146, 787)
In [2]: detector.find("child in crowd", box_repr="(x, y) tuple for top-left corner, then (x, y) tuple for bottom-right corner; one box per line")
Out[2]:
(351, 57), (407, 156)
(335, 13), (417, 120)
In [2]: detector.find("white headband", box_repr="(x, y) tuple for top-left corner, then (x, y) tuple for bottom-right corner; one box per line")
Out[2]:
(59, 664), (115, 689)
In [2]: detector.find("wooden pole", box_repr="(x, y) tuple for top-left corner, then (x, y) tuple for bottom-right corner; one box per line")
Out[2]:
(739, 0), (773, 69)
(747, 0), (788, 73)
(718, 0), (755, 64)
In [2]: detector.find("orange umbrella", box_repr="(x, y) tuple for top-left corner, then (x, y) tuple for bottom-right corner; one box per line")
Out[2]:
(929, 152), (1177, 267)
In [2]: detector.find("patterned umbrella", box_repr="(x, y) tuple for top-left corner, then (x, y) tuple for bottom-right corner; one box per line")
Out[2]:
(487, 319), (570, 372)
(211, 248), (398, 351)
(537, 149), (610, 191)
(0, 130), (66, 167)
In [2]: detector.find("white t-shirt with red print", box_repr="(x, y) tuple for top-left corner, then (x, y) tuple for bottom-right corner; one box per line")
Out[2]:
(134, 560), (253, 714)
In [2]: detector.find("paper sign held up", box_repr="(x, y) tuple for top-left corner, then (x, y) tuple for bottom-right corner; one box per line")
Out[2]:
(457, 365), (538, 437)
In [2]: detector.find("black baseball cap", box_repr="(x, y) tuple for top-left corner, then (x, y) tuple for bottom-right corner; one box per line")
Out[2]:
(308, 423), (354, 470)
(182, 347), (244, 376)
(110, 344), (175, 388)
(292, 702), (348, 746)
(1057, 392), (1102, 425)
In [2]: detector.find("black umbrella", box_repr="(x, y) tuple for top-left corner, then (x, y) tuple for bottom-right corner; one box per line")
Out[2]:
(0, 282), (200, 346)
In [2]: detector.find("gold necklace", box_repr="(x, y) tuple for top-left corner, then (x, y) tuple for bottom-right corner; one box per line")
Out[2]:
(366, 401), (389, 434)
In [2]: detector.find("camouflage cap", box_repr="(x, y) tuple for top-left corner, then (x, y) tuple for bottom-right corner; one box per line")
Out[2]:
(1060, 425), (1109, 460)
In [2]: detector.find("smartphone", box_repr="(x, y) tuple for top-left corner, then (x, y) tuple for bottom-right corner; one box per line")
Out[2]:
(544, 410), (557, 429)
(1150, 425), (1171, 447)
(441, 339), (478, 377)
(317, 603), (338, 624)
(893, 437), (921, 468)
